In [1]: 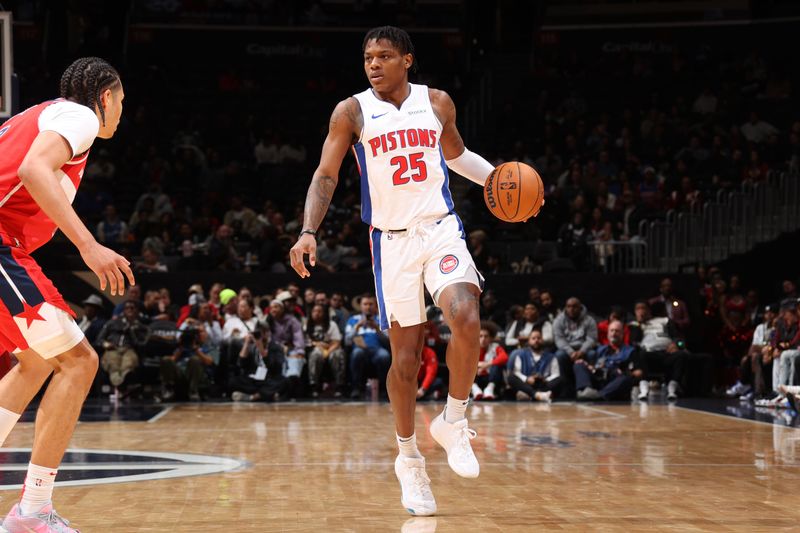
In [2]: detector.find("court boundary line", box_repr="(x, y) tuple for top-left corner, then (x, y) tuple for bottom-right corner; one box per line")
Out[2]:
(147, 405), (174, 423)
(673, 404), (800, 431)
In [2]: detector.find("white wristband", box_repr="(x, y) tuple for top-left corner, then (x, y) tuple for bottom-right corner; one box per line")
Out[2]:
(445, 148), (495, 186)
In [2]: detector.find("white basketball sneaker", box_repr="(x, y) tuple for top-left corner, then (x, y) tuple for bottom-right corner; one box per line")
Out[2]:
(394, 455), (436, 516)
(429, 412), (479, 478)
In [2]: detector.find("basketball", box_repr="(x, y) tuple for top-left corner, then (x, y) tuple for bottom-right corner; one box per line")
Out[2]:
(483, 162), (544, 223)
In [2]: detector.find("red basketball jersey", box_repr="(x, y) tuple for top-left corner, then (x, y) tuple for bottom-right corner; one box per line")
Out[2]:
(0, 100), (93, 253)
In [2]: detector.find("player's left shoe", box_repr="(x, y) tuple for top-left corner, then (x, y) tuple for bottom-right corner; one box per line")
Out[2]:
(2, 503), (79, 532)
(429, 412), (479, 478)
(394, 455), (436, 516)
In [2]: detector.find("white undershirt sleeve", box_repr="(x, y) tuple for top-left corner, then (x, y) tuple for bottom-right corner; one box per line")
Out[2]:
(445, 148), (496, 186)
(38, 101), (99, 157)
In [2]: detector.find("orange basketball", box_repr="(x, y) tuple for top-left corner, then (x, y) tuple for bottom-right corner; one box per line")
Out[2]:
(483, 162), (544, 222)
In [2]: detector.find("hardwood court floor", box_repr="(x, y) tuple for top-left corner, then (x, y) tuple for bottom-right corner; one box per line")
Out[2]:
(3, 401), (800, 532)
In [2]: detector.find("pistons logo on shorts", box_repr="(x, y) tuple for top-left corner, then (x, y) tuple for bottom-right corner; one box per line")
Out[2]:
(439, 255), (459, 274)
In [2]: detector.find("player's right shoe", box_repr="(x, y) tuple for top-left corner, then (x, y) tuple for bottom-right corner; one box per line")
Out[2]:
(2, 503), (80, 532)
(394, 455), (436, 516)
(429, 412), (479, 478)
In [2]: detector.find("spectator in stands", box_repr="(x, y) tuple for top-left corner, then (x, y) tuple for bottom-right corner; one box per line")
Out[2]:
(741, 111), (779, 144)
(553, 297), (598, 366)
(329, 292), (350, 335)
(96, 300), (150, 389)
(575, 320), (637, 401)
(539, 290), (559, 322)
(230, 324), (286, 403)
(480, 289), (506, 329)
(306, 303), (345, 398)
(223, 298), (260, 341)
(504, 303), (553, 349)
(208, 282), (225, 316)
(718, 300), (754, 388)
(629, 301), (687, 401)
(223, 195), (258, 237)
(345, 295), (390, 400)
(316, 231), (357, 272)
(597, 306), (630, 346)
(507, 330), (562, 402)
(728, 304), (777, 400)
(557, 211), (590, 270)
(78, 294), (107, 348)
(472, 322), (508, 401)
(181, 302), (223, 350)
(112, 284), (142, 319)
(207, 224), (241, 271)
(134, 247), (168, 273)
(648, 277), (690, 336)
(417, 342), (442, 401)
(267, 297), (306, 397)
(96, 204), (128, 246)
(303, 287), (316, 317)
(160, 327), (214, 401)
(775, 306), (800, 391)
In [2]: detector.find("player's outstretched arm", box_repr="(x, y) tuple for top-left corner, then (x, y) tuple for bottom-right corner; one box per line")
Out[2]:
(430, 88), (495, 186)
(290, 97), (361, 278)
(18, 131), (135, 295)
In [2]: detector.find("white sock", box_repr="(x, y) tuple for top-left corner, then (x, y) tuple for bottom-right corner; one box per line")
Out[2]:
(20, 463), (57, 515)
(0, 406), (21, 446)
(396, 433), (422, 458)
(444, 394), (469, 423)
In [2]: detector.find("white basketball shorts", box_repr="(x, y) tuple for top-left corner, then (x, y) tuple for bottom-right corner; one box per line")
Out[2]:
(368, 213), (484, 330)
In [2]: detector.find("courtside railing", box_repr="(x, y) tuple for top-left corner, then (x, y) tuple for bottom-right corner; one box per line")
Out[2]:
(638, 172), (800, 272)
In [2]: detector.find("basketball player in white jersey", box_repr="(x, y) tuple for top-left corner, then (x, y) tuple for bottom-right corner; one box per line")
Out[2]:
(290, 26), (506, 515)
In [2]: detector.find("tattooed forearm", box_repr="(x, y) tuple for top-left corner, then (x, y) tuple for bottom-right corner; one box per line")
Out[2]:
(303, 174), (337, 231)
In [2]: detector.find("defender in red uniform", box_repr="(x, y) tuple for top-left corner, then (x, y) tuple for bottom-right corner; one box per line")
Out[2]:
(0, 57), (133, 533)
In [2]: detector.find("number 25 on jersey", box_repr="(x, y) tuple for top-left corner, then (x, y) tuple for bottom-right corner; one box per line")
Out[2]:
(391, 152), (428, 186)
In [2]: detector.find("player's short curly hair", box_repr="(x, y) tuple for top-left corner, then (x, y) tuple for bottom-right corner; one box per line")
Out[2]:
(59, 57), (120, 126)
(363, 26), (418, 74)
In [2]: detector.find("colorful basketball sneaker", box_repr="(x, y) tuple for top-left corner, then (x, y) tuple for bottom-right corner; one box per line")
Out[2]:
(1, 503), (79, 533)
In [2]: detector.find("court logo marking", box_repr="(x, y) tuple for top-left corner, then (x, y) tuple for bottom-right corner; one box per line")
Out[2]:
(0, 448), (246, 489)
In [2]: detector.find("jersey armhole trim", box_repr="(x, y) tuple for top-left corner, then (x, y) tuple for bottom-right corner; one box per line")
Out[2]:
(353, 97), (366, 144)
(426, 88), (444, 131)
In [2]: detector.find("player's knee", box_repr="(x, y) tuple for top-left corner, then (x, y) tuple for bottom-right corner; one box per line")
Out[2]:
(61, 344), (100, 382)
(390, 350), (419, 381)
(450, 305), (480, 336)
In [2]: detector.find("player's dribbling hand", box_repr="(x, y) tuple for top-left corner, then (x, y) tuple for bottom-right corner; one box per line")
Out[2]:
(80, 241), (136, 296)
(290, 234), (317, 278)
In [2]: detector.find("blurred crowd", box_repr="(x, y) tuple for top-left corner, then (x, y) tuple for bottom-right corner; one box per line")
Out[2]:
(58, 270), (795, 407)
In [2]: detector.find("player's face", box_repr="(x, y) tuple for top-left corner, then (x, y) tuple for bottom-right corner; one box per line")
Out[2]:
(97, 84), (124, 139)
(363, 39), (412, 92)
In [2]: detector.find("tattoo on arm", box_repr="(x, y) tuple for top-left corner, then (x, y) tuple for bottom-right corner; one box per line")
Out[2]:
(303, 174), (336, 231)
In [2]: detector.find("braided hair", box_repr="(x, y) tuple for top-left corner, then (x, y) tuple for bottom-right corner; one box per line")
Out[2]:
(59, 57), (121, 126)
(362, 26), (418, 74)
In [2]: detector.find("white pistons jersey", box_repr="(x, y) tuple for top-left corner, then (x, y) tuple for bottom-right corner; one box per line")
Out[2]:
(353, 83), (454, 231)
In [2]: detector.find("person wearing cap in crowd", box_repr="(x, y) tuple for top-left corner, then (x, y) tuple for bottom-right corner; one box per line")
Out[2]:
(177, 284), (206, 327)
(276, 289), (304, 319)
(729, 303), (778, 400)
(218, 288), (238, 321)
(78, 294), (108, 348)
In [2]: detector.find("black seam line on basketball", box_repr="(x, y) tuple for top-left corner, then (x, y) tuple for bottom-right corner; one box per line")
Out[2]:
(497, 165), (511, 221)
(511, 162), (522, 220)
